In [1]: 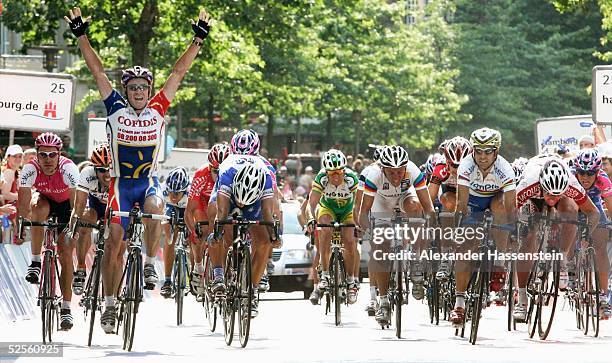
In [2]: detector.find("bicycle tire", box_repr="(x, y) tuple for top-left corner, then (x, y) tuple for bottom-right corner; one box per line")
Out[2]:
(395, 260), (403, 338)
(41, 252), (52, 343)
(88, 253), (102, 346)
(175, 251), (185, 326)
(537, 257), (560, 340)
(203, 251), (217, 332)
(223, 248), (236, 346)
(333, 250), (345, 326)
(583, 249), (600, 337)
(238, 246), (252, 348)
(507, 260), (515, 332)
(469, 267), (487, 345)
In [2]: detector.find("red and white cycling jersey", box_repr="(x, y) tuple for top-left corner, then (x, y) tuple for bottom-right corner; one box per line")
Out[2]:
(516, 155), (588, 208)
(104, 89), (170, 179)
(19, 157), (79, 203)
(188, 165), (216, 210)
(430, 163), (458, 188)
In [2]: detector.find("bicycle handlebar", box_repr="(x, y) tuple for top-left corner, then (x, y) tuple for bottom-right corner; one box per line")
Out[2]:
(112, 210), (170, 221)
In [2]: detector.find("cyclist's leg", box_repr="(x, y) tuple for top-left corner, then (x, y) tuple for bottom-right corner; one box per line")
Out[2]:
(29, 193), (50, 260)
(72, 205), (98, 294)
(339, 212), (357, 280)
(250, 224), (272, 287)
(557, 197), (578, 257)
(489, 192), (510, 297)
(161, 215), (174, 297)
(514, 201), (539, 320)
(191, 208), (208, 268)
(317, 207), (334, 276)
(55, 199), (74, 302)
(437, 191), (456, 279)
(143, 178), (164, 274)
(593, 210), (610, 307)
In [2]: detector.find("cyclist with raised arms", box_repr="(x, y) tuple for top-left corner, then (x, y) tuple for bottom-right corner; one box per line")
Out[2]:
(450, 128), (517, 328)
(357, 145), (434, 325)
(66, 6), (212, 333)
(185, 143), (230, 295)
(68, 143), (111, 296)
(17, 132), (79, 330)
(512, 155), (601, 322)
(160, 167), (191, 298)
(309, 149), (360, 304)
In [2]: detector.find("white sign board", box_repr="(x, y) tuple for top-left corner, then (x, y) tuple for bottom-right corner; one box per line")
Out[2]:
(535, 115), (612, 154)
(87, 117), (166, 162)
(0, 69), (76, 132)
(592, 65), (612, 126)
(158, 148), (210, 182)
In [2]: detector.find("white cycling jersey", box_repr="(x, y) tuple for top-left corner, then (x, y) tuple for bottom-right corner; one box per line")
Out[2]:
(516, 155), (587, 208)
(77, 165), (108, 204)
(363, 161), (426, 213)
(358, 164), (379, 191)
(457, 155), (515, 197)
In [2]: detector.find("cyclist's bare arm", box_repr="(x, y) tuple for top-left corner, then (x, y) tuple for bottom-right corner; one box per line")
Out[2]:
(503, 190), (517, 224)
(76, 36), (112, 100)
(353, 189), (364, 226)
(185, 198), (198, 235)
(359, 194), (375, 230)
(454, 185), (469, 216)
(603, 195), (612, 220)
(578, 197), (602, 236)
(415, 188), (435, 215)
(427, 182), (441, 206)
(308, 190), (321, 221)
(161, 10), (211, 102)
(215, 194), (230, 222)
(17, 187), (32, 219)
(69, 189), (88, 224)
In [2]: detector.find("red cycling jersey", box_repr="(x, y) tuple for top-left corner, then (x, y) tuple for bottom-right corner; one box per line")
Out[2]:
(188, 165), (215, 212)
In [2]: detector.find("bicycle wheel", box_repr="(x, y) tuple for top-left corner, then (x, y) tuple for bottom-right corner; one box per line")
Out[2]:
(223, 249), (236, 346)
(582, 249), (600, 337)
(175, 251), (185, 326)
(122, 253), (140, 351)
(40, 252), (52, 343)
(395, 260), (403, 338)
(203, 251), (217, 332)
(469, 266), (487, 345)
(333, 251), (345, 326)
(238, 246), (253, 348)
(507, 260), (515, 332)
(537, 257), (560, 340)
(88, 253), (102, 346)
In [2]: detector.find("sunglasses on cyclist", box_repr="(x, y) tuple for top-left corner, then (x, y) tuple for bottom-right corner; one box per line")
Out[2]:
(211, 167), (219, 174)
(37, 151), (59, 159)
(576, 169), (597, 177)
(326, 169), (344, 177)
(126, 84), (150, 92)
(95, 167), (110, 174)
(474, 148), (496, 155)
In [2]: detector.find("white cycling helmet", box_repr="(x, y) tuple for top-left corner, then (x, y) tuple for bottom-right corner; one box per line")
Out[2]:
(232, 164), (267, 205)
(539, 160), (569, 196)
(444, 137), (472, 165)
(322, 149), (347, 171)
(379, 145), (409, 168)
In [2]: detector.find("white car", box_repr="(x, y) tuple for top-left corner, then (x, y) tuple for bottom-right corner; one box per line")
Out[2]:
(269, 201), (314, 299)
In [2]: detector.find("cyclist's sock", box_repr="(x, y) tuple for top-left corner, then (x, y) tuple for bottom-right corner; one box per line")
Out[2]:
(213, 267), (223, 280)
(31, 255), (41, 263)
(165, 277), (171, 283)
(77, 265), (86, 271)
(347, 276), (355, 284)
(518, 288), (527, 305)
(105, 296), (115, 308)
(195, 262), (204, 273)
(455, 292), (466, 309)
(145, 256), (156, 265)
(61, 300), (71, 310)
(370, 286), (377, 300)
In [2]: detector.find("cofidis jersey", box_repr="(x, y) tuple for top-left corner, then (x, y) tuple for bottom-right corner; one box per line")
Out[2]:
(104, 89), (170, 179)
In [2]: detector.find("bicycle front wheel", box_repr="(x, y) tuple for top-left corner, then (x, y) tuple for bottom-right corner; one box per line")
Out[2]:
(469, 267), (487, 345)
(175, 251), (185, 326)
(332, 251), (345, 326)
(88, 253), (102, 346)
(395, 260), (403, 338)
(238, 247), (253, 348)
(582, 249), (600, 337)
(537, 257), (560, 340)
(223, 249), (236, 346)
(203, 251), (217, 332)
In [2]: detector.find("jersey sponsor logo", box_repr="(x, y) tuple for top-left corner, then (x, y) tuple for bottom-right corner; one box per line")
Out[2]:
(383, 182), (389, 190)
(564, 186), (583, 200)
(469, 181), (500, 192)
(400, 179), (410, 192)
(494, 167), (508, 180)
(117, 115), (159, 128)
(20, 169), (35, 183)
(517, 183), (540, 205)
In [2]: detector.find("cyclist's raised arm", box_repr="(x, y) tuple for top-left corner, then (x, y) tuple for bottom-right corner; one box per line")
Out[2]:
(66, 7), (112, 100)
(161, 9), (212, 103)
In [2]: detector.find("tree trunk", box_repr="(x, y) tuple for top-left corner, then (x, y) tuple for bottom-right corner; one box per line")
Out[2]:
(295, 117), (302, 154)
(352, 110), (362, 156)
(128, 0), (159, 67)
(267, 113), (275, 155)
(326, 111), (333, 149)
(207, 92), (215, 147)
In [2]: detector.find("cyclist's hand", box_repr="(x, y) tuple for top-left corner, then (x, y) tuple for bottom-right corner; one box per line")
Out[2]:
(271, 235), (282, 249)
(64, 7), (91, 38)
(580, 238), (589, 250)
(354, 225), (365, 238)
(0, 204), (16, 216)
(191, 9), (212, 40)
